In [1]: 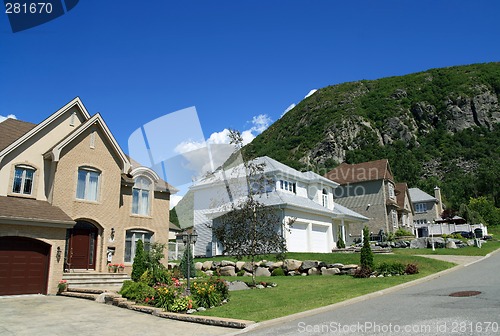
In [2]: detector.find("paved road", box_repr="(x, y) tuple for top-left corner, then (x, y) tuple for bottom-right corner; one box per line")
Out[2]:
(0, 295), (234, 336)
(238, 251), (500, 336)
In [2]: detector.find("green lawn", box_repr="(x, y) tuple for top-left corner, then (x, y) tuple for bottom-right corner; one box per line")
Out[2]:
(194, 253), (453, 322)
(393, 240), (500, 256)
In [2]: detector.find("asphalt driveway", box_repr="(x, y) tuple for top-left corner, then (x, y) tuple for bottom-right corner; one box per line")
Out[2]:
(0, 295), (234, 336)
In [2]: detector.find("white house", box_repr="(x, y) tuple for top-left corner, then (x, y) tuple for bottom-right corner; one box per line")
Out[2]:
(187, 156), (368, 257)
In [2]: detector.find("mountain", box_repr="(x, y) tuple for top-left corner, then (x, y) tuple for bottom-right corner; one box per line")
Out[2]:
(245, 63), (500, 210)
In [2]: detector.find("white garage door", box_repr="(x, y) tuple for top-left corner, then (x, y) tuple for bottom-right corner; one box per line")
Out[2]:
(311, 225), (329, 253)
(288, 223), (308, 252)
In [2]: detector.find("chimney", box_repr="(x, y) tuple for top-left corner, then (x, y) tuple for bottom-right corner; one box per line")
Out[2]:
(434, 186), (443, 219)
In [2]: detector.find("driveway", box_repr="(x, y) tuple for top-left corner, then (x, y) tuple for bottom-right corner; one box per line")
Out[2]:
(0, 295), (234, 336)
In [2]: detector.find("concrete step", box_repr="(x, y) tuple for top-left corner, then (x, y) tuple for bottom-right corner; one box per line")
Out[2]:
(63, 272), (131, 289)
(59, 291), (99, 301)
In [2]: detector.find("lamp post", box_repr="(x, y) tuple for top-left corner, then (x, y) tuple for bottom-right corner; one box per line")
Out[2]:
(176, 229), (198, 294)
(428, 221), (435, 251)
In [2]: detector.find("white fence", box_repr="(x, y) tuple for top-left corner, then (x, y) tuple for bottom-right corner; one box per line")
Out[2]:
(427, 223), (488, 236)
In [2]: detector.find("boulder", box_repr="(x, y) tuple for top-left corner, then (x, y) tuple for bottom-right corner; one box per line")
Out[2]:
(221, 260), (235, 267)
(429, 237), (445, 248)
(283, 259), (302, 272)
(255, 267), (271, 277)
(243, 272), (253, 277)
(410, 237), (427, 249)
(287, 271), (298, 276)
(195, 262), (203, 271)
(256, 284), (265, 289)
(308, 267), (321, 275)
(235, 261), (246, 271)
(243, 262), (255, 273)
(321, 267), (340, 275)
(329, 263), (344, 269)
(219, 266), (236, 277)
(269, 261), (283, 270)
(446, 240), (458, 249)
(300, 260), (319, 272)
(212, 261), (221, 268)
(227, 281), (250, 291)
(265, 261), (275, 269)
(202, 260), (213, 271)
(204, 270), (214, 276)
(341, 264), (358, 270)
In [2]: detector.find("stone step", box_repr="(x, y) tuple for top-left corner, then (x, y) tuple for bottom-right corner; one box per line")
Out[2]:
(63, 272), (130, 290)
(65, 287), (107, 294)
(59, 291), (99, 301)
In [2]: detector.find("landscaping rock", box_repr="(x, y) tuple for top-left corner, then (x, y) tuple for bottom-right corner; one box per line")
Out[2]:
(308, 267), (321, 275)
(329, 263), (344, 269)
(204, 270), (214, 276)
(256, 284), (265, 289)
(341, 264), (358, 270)
(243, 262), (255, 272)
(227, 281), (250, 291)
(410, 237), (427, 249)
(243, 272), (253, 277)
(287, 271), (298, 276)
(446, 240), (458, 249)
(318, 261), (327, 268)
(187, 309), (197, 314)
(321, 267), (340, 275)
(202, 260), (213, 271)
(265, 261), (275, 268)
(467, 240), (475, 246)
(270, 261), (283, 270)
(255, 267), (271, 277)
(221, 260), (235, 267)
(197, 307), (207, 311)
(301, 273), (307, 276)
(300, 260), (319, 272)
(212, 261), (221, 268)
(235, 261), (246, 271)
(195, 262), (203, 271)
(219, 266), (236, 277)
(283, 259), (302, 272)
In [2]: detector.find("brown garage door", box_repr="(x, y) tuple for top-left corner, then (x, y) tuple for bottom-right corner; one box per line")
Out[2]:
(0, 236), (50, 295)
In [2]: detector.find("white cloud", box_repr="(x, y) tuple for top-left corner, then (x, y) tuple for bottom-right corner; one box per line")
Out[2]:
(249, 114), (272, 133)
(0, 114), (17, 123)
(170, 194), (183, 209)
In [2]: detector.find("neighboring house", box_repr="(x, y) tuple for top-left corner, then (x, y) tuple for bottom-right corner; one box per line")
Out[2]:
(409, 187), (443, 237)
(395, 183), (415, 233)
(188, 156), (368, 257)
(0, 98), (173, 295)
(325, 159), (403, 237)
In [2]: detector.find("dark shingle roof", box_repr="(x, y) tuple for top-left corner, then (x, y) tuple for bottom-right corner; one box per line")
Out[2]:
(325, 159), (394, 185)
(0, 119), (37, 152)
(0, 196), (75, 225)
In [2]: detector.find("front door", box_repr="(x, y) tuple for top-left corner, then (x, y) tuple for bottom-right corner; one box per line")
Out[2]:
(66, 221), (98, 270)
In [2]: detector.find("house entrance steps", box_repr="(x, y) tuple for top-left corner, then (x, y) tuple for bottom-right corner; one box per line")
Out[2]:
(62, 272), (130, 291)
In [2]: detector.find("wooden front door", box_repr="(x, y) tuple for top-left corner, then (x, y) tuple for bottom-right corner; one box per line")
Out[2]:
(66, 221), (98, 270)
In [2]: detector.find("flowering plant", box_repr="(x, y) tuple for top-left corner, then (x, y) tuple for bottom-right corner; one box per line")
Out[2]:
(58, 280), (68, 292)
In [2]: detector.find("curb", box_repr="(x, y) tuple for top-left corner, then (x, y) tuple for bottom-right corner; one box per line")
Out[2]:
(232, 250), (499, 335)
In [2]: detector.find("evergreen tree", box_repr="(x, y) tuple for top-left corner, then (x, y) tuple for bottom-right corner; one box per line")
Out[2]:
(131, 239), (147, 282)
(179, 243), (195, 279)
(360, 226), (374, 270)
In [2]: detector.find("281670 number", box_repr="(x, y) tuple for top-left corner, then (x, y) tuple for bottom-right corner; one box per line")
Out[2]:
(5, 2), (53, 14)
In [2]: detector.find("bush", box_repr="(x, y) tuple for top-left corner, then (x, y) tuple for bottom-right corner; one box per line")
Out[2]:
(405, 263), (419, 275)
(337, 235), (346, 249)
(179, 244), (195, 279)
(271, 267), (285, 276)
(170, 296), (194, 313)
(155, 284), (182, 311)
(353, 267), (372, 278)
(119, 280), (156, 304)
(376, 262), (405, 276)
(395, 228), (414, 237)
(191, 277), (228, 308)
(360, 226), (374, 271)
(131, 240), (147, 282)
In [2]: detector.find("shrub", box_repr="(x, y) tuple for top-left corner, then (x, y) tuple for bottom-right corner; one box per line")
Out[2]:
(376, 262), (405, 275)
(119, 280), (156, 304)
(170, 296), (194, 313)
(155, 285), (182, 311)
(405, 263), (419, 275)
(337, 235), (346, 249)
(360, 226), (374, 271)
(353, 267), (372, 278)
(271, 267), (285, 276)
(395, 228), (414, 237)
(131, 240), (147, 282)
(179, 244), (195, 279)
(191, 277), (229, 308)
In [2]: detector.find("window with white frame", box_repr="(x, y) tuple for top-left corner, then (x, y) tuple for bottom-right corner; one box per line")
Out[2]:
(414, 203), (427, 213)
(76, 167), (100, 201)
(322, 189), (328, 207)
(124, 229), (153, 262)
(388, 182), (395, 199)
(132, 177), (152, 215)
(12, 165), (36, 195)
(391, 209), (398, 228)
(279, 180), (296, 194)
(413, 219), (428, 226)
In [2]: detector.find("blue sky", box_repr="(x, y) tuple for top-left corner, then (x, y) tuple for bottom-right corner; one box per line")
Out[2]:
(1, 1), (500, 201)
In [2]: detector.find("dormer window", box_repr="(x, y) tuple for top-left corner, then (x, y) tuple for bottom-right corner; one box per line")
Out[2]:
(322, 189), (328, 207)
(279, 180), (296, 194)
(388, 183), (395, 199)
(12, 165), (35, 195)
(132, 176), (151, 215)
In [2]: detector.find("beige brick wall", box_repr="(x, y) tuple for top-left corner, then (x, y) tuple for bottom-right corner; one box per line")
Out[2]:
(0, 224), (67, 295)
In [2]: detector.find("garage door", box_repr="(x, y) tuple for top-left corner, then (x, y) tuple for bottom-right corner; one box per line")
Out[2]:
(311, 225), (329, 253)
(288, 223), (308, 252)
(0, 237), (50, 296)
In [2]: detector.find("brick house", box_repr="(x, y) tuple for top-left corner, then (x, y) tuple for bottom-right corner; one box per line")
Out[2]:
(325, 159), (406, 239)
(0, 98), (173, 295)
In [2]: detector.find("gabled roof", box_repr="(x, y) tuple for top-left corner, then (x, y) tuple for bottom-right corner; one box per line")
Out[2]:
(325, 159), (394, 185)
(409, 187), (436, 203)
(0, 196), (75, 228)
(0, 119), (37, 152)
(45, 113), (131, 173)
(395, 182), (410, 209)
(0, 97), (90, 162)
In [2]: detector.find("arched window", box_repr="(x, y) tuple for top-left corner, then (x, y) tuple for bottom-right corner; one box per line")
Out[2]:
(12, 165), (36, 195)
(322, 188), (328, 208)
(124, 229), (153, 262)
(76, 167), (101, 201)
(132, 177), (152, 215)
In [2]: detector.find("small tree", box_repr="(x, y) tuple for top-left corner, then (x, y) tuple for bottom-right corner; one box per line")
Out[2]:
(337, 227), (345, 249)
(131, 239), (147, 282)
(179, 243), (195, 279)
(360, 226), (374, 271)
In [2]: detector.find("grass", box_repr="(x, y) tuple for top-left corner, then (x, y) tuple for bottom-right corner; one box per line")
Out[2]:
(393, 240), (500, 257)
(194, 253), (453, 322)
